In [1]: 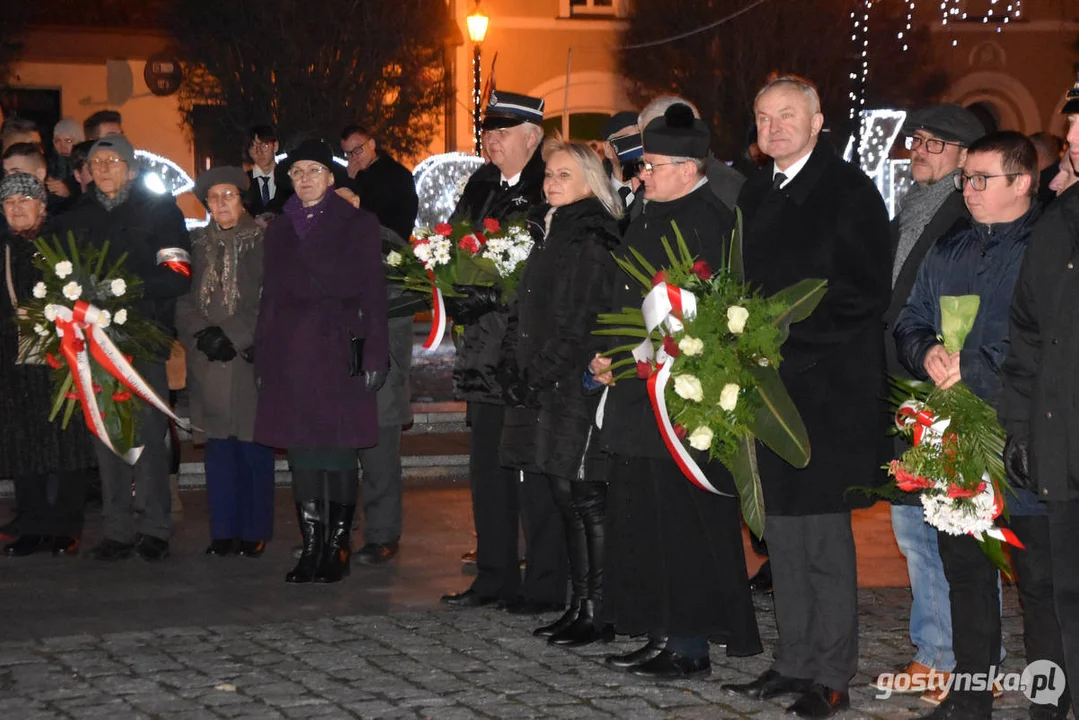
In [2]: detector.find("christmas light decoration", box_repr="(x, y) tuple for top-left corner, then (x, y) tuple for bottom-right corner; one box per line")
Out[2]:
(136, 149), (195, 197)
(843, 109), (911, 218)
(849, 1), (872, 121)
(412, 152), (486, 229)
(899, 0), (914, 51)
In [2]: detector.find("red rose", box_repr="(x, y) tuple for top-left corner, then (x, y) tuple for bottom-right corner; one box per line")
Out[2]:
(459, 234), (481, 254)
(482, 218), (501, 233)
(46, 353), (63, 370)
(662, 335), (680, 358)
(65, 391), (78, 400)
(691, 260), (712, 281)
(636, 361), (653, 379)
(92, 384), (102, 393)
(474, 231), (487, 246)
(434, 222), (454, 237)
(112, 391), (132, 402)
(893, 463), (932, 492)
(410, 235), (428, 246)
(947, 481), (986, 499)
(673, 424), (687, 440)
(651, 270), (666, 287)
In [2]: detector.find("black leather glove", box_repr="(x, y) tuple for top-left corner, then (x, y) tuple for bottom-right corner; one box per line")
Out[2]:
(1004, 434), (1033, 491)
(442, 284), (502, 325)
(364, 369), (387, 393)
(194, 326), (237, 362)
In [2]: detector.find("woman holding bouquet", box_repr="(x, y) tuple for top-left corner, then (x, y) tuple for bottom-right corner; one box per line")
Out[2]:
(499, 138), (622, 646)
(176, 167), (274, 558)
(254, 139), (388, 584)
(0, 173), (96, 557)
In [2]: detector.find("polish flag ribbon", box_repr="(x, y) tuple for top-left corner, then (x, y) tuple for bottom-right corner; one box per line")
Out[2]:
(422, 271), (446, 351)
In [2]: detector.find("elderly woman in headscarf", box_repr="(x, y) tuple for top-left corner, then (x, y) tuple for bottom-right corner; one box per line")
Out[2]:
(254, 138), (388, 585)
(175, 167), (274, 558)
(0, 173), (96, 556)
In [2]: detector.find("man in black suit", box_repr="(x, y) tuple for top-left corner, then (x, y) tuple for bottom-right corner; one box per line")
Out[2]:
(243, 125), (291, 217)
(722, 75), (892, 718)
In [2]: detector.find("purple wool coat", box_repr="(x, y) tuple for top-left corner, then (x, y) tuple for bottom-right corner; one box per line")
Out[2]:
(253, 192), (389, 450)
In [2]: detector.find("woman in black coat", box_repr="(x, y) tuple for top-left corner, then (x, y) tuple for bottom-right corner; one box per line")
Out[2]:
(0, 174), (96, 557)
(500, 139), (622, 646)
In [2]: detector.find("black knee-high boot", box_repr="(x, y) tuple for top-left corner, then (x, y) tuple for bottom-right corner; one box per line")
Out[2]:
(315, 470), (358, 583)
(286, 469), (324, 584)
(550, 481), (613, 646)
(535, 474), (586, 637)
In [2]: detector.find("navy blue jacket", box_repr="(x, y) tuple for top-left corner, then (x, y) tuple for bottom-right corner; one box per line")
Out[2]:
(894, 205), (1042, 514)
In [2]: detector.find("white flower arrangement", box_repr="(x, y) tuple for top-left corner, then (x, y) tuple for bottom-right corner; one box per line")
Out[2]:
(54, 261), (73, 279)
(688, 426), (714, 451)
(411, 232), (453, 271)
(386, 251), (403, 268)
(32, 282), (47, 299)
(481, 227), (534, 277)
(718, 383), (740, 411)
(921, 473), (997, 538)
(113, 308), (128, 326)
(62, 282), (82, 301)
(43, 305), (58, 322)
(673, 374), (704, 403)
(110, 279), (127, 297)
(97, 310), (112, 328)
(727, 305), (749, 335)
(33, 323), (49, 337)
(678, 335), (704, 356)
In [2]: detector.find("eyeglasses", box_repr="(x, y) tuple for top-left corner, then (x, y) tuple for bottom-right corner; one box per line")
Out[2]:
(953, 172), (1020, 192)
(639, 160), (687, 174)
(343, 140), (370, 158)
(90, 156), (126, 169)
(288, 165), (326, 180)
(250, 141), (275, 151)
(905, 135), (963, 155)
(206, 190), (241, 204)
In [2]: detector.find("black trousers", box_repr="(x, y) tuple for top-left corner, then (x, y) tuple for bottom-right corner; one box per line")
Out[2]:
(15, 470), (90, 536)
(937, 531), (998, 711)
(768, 512), (859, 691)
(467, 401), (567, 603)
(1047, 500), (1079, 718)
(1010, 514), (1070, 715)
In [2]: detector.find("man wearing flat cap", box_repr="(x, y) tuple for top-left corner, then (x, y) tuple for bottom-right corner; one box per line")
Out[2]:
(588, 102), (763, 680)
(440, 91), (569, 615)
(873, 103), (984, 700)
(723, 75), (891, 717)
(56, 134), (192, 562)
(1001, 74), (1079, 719)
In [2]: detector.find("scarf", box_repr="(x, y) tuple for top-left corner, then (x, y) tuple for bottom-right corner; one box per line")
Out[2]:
(284, 191), (333, 240)
(893, 170), (959, 287)
(93, 183), (133, 212)
(194, 214), (261, 317)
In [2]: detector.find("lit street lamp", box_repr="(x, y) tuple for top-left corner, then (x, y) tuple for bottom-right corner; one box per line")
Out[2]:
(466, 1), (489, 155)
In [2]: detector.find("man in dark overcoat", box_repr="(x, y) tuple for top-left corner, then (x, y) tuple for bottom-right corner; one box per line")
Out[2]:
(439, 91), (568, 613)
(589, 102), (763, 680)
(722, 75), (891, 718)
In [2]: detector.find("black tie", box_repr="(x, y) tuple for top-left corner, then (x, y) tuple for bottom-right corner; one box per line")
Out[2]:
(500, 180), (511, 191)
(772, 172), (787, 190)
(260, 176), (271, 204)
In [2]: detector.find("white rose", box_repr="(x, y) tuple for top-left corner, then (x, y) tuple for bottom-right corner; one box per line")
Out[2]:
(97, 310), (111, 328)
(32, 282), (47, 299)
(54, 261), (73, 279)
(113, 308), (128, 325)
(33, 323), (49, 337)
(62, 282), (82, 301)
(673, 374), (704, 403)
(110, 279), (127, 297)
(688, 426), (714, 451)
(43, 305), (58, 322)
(727, 305), (750, 335)
(719, 383), (740, 411)
(678, 335), (704, 356)
(386, 251), (403, 268)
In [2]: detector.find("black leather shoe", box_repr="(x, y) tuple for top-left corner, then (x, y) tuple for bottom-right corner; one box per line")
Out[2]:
(605, 637), (668, 669)
(52, 537), (80, 556)
(205, 538), (239, 556)
(916, 694), (993, 720)
(628, 649), (711, 680)
(440, 589), (499, 608)
(749, 560), (773, 594)
(786, 684), (850, 718)
(356, 541), (398, 565)
(4, 535), (50, 557)
(502, 598), (566, 615)
(87, 538), (135, 561)
(723, 669), (814, 700)
(534, 602), (581, 638)
(134, 534), (170, 562)
(238, 540), (266, 558)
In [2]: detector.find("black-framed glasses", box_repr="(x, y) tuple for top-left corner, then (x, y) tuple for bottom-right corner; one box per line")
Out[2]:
(343, 140), (371, 158)
(640, 160), (687, 174)
(905, 135), (963, 154)
(953, 172), (1020, 192)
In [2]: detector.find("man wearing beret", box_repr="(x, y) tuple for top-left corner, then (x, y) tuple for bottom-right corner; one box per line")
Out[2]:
(589, 102), (763, 679)
(440, 91), (568, 615)
(873, 104), (984, 702)
(1001, 74), (1079, 720)
(56, 135), (192, 562)
(724, 75), (892, 717)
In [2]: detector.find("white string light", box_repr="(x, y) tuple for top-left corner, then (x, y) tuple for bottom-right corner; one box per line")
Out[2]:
(848, 1), (872, 121)
(898, 0), (914, 52)
(411, 152), (486, 229)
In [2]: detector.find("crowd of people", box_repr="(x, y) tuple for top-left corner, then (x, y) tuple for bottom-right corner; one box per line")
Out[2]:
(1, 69), (1079, 720)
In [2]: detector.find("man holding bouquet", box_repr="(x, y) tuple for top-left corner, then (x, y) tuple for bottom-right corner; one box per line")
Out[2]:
(894, 132), (1061, 720)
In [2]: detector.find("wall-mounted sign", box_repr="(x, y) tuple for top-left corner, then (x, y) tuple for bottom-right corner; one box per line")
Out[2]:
(144, 53), (183, 97)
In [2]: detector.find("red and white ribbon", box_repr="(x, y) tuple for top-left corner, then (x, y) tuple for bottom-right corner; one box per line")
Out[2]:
(155, 247), (192, 278)
(48, 300), (188, 464)
(422, 271), (446, 351)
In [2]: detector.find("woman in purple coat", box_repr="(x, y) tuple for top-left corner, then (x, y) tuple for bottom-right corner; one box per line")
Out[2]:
(254, 139), (389, 584)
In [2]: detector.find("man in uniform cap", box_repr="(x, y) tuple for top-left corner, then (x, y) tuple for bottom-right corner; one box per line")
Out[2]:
(872, 103), (985, 703)
(440, 91), (569, 616)
(600, 111), (641, 194)
(610, 132), (643, 210)
(588, 102), (763, 679)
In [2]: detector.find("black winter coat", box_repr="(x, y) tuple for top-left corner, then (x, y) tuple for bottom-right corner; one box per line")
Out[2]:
(55, 185), (192, 347)
(740, 143), (892, 516)
(499, 197), (621, 479)
(1000, 184), (1079, 501)
(449, 148), (546, 404)
(598, 182), (732, 462)
(346, 151), (419, 243)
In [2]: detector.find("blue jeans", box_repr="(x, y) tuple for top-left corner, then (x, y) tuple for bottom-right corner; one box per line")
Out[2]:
(892, 504), (956, 671)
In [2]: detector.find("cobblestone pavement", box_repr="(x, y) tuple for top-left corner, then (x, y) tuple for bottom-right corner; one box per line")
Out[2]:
(0, 588), (1035, 720)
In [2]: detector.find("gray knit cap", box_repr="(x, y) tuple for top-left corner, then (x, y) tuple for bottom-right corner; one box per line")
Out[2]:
(0, 172), (48, 204)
